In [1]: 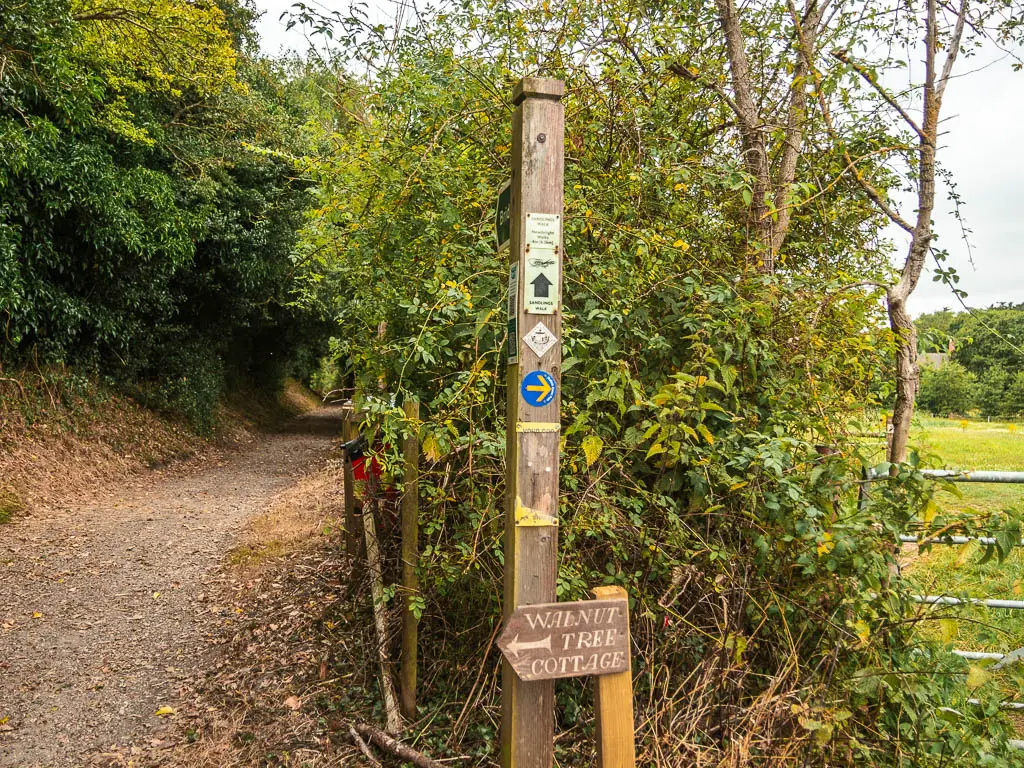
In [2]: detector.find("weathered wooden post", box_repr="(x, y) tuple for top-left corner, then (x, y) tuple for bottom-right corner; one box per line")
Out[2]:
(501, 76), (565, 768)
(497, 590), (635, 766)
(400, 399), (420, 719)
(364, 469), (403, 733)
(592, 586), (636, 768)
(341, 403), (359, 556)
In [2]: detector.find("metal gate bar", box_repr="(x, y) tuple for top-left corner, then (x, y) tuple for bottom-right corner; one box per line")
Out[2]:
(913, 595), (1024, 610)
(869, 461), (1024, 744)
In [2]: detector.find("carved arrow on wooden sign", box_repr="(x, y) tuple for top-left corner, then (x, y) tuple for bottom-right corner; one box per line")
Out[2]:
(497, 596), (630, 682)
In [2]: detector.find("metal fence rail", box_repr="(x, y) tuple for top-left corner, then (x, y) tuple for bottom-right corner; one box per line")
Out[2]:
(899, 534), (1023, 547)
(889, 469), (1024, 551)
(920, 470), (1024, 484)
(913, 595), (1024, 610)
(877, 464), (1024, 744)
(955, 650), (1008, 661)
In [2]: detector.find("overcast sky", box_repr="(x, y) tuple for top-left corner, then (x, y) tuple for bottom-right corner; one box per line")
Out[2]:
(254, 2), (1023, 318)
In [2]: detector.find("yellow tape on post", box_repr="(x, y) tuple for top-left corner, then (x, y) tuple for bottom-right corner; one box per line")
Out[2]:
(514, 497), (558, 527)
(516, 422), (561, 433)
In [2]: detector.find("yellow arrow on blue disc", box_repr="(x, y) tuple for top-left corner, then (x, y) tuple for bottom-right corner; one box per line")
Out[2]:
(521, 370), (557, 407)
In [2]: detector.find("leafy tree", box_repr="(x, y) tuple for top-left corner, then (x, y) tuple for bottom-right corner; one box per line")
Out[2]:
(0, 0), (333, 428)
(917, 361), (977, 416)
(977, 364), (1011, 419)
(827, 2), (1024, 465)
(1007, 371), (1024, 418)
(917, 308), (958, 353)
(953, 305), (1024, 376)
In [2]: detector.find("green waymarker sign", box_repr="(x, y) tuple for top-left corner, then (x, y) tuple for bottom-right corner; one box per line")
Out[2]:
(496, 180), (511, 251)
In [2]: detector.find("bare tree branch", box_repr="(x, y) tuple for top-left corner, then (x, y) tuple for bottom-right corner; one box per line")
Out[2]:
(714, 0), (777, 271)
(772, 0), (830, 254)
(937, 0), (969, 101)
(798, 31), (917, 234)
(666, 62), (742, 118)
(831, 50), (928, 143)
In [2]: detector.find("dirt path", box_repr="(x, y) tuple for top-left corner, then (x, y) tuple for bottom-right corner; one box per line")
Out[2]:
(0, 407), (344, 768)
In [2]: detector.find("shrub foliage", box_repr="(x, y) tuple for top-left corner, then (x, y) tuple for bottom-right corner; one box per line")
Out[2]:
(0, 0), (330, 428)
(291, 0), (1024, 764)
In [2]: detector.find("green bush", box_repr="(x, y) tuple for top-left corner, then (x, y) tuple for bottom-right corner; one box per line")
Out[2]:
(0, 0), (333, 418)
(289, 14), (1024, 758)
(918, 362), (977, 416)
(123, 335), (224, 433)
(977, 365), (1011, 419)
(1007, 372), (1024, 418)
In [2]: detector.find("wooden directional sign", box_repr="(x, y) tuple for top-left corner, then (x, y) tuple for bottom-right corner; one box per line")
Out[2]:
(497, 596), (630, 682)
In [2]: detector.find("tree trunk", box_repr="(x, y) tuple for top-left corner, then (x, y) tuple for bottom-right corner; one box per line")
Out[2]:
(772, 0), (827, 256)
(887, 291), (919, 465)
(714, 0), (775, 273)
(886, 0), (946, 464)
(713, 0), (826, 274)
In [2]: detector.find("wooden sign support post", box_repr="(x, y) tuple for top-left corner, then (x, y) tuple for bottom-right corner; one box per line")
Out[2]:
(502, 76), (565, 768)
(592, 586), (636, 768)
(497, 588), (637, 767)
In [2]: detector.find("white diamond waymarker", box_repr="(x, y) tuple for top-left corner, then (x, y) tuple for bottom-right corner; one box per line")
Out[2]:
(523, 321), (557, 358)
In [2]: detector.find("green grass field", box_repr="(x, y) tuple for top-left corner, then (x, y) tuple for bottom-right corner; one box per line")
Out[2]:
(897, 416), (1024, 701)
(888, 421), (1024, 708)
(913, 416), (1024, 519)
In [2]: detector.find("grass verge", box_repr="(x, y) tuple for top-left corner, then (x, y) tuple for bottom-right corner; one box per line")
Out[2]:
(898, 416), (1024, 707)
(0, 367), (321, 517)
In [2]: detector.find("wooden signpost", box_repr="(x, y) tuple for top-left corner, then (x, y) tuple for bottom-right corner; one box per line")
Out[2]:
(591, 586), (637, 768)
(502, 75), (565, 768)
(497, 594), (630, 682)
(497, 586), (636, 767)
(341, 403), (359, 556)
(501, 76), (636, 768)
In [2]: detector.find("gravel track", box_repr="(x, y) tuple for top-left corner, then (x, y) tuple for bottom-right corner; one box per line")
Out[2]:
(0, 407), (344, 768)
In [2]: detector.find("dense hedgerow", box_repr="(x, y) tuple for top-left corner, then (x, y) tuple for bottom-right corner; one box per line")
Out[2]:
(0, 0), (331, 429)
(289, 0), (1024, 762)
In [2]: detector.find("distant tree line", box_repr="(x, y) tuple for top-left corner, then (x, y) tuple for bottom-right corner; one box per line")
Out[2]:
(0, 0), (336, 429)
(917, 304), (1024, 419)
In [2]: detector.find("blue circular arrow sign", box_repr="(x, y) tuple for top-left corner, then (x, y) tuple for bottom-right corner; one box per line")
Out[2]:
(521, 370), (557, 407)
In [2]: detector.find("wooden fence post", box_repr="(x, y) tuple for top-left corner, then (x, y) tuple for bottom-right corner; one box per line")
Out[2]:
(365, 472), (403, 733)
(592, 586), (636, 768)
(400, 399), (420, 720)
(501, 76), (565, 768)
(342, 403), (359, 556)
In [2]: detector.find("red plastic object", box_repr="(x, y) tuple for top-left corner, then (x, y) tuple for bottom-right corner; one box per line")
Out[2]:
(352, 454), (384, 483)
(352, 450), (397, 501)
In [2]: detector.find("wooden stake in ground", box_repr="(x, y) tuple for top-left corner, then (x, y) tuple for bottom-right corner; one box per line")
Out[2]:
(364, 473), (402, 733)
(400, 399), (420, 720)
(342, 403), (358, 556)
(501, 76), (564, 768)
(591, 586), (636, 768)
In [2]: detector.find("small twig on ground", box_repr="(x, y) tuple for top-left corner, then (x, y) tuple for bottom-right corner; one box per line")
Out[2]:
(349, 724), (382, 766)
(355, 723), (450, 768)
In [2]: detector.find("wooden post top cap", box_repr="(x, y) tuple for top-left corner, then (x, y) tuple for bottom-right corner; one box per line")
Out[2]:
(512, 77), (565, 105)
